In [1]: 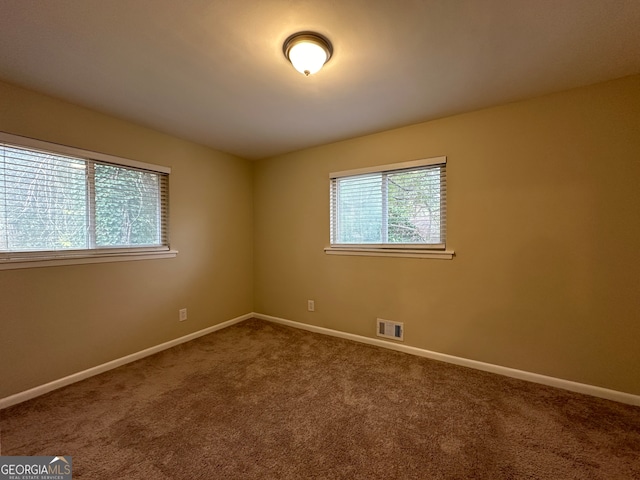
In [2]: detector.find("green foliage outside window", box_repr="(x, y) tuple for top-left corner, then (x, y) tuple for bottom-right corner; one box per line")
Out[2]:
(334, 165), (443, 245)
(1, 145), (165, 252)
(95, 164), (161, 247)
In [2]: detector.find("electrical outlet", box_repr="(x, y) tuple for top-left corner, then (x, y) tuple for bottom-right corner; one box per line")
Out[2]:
(179, 308), (188, 321)
(307, 300), (315, 312)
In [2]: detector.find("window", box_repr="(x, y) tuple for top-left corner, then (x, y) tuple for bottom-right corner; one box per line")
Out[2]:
(0, 132), (175, 269)
(327, 156), (453, 259)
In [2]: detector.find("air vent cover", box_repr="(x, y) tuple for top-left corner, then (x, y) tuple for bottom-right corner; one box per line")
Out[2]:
(376, 318), (404, 341)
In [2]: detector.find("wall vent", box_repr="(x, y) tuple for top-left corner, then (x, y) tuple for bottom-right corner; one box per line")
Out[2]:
(376, 318), (404, 341)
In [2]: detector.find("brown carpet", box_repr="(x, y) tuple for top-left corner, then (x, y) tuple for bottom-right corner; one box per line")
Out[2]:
(1, 319), (639, 479)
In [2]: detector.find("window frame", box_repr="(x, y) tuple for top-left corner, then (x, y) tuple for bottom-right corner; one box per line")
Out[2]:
(326, 156), (454, 260)
(0, 132), (177, 270)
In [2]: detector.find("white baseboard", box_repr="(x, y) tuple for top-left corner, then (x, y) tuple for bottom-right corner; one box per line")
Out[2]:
(0, 313), (253, 410)
(254, 313), (640, 407)
(3, 311), (638, 409)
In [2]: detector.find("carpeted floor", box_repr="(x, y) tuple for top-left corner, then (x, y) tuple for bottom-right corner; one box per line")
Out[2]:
(1, 319), (639, 479)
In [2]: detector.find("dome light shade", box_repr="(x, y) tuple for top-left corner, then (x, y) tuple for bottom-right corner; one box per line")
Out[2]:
(283, 32), (333, 76)
(288, 41), (327, 76)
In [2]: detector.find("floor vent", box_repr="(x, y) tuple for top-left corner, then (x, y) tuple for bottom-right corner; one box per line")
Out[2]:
(376, 318), (404, 341)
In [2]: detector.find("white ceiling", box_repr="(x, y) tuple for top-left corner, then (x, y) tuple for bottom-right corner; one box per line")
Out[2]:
(1, 0), (639, 160)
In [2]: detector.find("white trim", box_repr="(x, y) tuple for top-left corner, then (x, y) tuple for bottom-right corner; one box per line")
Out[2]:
(325, 247), (454, 259)
(253, 313), (640, 407)
(3, 312), (638, 409)
(0, 131), (171, 174)
(0, 249), (179, 270)
(0, 312), (252, 409)
(330, 155), (446, 179)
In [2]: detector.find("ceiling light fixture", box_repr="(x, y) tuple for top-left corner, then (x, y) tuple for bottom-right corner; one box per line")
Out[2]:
(283, 32), (333, 76)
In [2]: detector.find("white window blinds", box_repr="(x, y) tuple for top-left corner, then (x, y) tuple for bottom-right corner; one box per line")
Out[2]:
(0, 134), (169, 255)
(330, 157), (446, 248)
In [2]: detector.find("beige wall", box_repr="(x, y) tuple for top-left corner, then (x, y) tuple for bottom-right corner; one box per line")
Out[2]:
(1, 75), (638, 400)
(0, 81), (254, 398)
(254, 75), (640, 395)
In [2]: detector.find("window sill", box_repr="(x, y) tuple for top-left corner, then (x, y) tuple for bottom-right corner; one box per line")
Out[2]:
(324, 247), (454, 260)
(0, 249), (179, 271)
